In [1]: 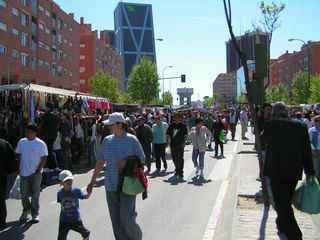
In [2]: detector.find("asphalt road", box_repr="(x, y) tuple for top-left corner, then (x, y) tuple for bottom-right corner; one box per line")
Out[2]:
(2, 136), (241, 240)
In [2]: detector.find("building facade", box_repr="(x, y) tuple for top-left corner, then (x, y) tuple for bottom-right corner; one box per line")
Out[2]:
(79, 17), (124, 93)
(114, 2), (157, 90)
(212, 72), (236, 103)
(270, 41), (320, 86)
(0, 0), (80, 90)
(226, 31), (269, 73)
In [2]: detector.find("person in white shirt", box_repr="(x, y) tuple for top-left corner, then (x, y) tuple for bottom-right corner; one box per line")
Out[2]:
(189, 118), (211, 178)
(16, 124), (48, 223)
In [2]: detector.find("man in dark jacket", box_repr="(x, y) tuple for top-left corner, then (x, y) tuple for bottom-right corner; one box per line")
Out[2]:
(263, 102), (315, 240)
(135, 116), (153, 173)
(0, 138), (17, 229)
(167, 114), (188, 179)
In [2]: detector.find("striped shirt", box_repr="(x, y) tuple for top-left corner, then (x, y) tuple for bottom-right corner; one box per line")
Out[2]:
(98, 133), (145, 192)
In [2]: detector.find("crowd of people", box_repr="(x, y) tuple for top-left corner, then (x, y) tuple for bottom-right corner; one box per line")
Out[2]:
(1, 100), (320, 240)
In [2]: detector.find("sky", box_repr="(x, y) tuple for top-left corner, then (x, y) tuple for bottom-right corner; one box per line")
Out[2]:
(55, 0), (319, 104)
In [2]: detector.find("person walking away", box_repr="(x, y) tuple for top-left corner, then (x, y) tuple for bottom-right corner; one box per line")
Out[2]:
(87, 112), (145, 240)
(167, 114), (188, 179)
(152, 115), (169, 173)
(309, 115), (320, 178)
(73, 117), (84, 164)
(212, 115), (226, 158)
(229, 109), (238, 141)
(240, 108), (249, 140)
(88, 118), (97, 168)
(40, 104), (59, 169)
(60, 114), (73, 170)
(189, 118), (211, 178)
(53, 130), (63, 169)
(16, 124), (48, 223)
(263, 102), (315, 240)
(0, 138), (17, 230)
(135, 116), (153, 173)
(57, 170), (90, 240)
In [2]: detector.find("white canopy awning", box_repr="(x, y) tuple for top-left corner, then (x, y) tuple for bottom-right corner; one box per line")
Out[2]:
(0, 84), (108, 101)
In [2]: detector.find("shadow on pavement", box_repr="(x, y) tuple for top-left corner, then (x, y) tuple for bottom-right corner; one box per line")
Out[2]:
(148, 170), (174, 179)
(259, 205), (270, 240)
(0, 221), (33, 240)
(163, 175), (187, 186)
(188, 176), (212, 186)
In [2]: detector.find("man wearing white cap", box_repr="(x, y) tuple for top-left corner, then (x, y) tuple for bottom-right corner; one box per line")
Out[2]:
(87, 112), (145, 240)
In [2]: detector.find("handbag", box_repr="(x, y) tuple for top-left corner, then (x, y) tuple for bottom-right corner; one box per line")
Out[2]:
(122, 176), (145, 196)
(293, 176), (320, 214)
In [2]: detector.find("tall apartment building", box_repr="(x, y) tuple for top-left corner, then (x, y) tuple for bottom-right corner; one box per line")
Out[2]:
(270, 41), (320, 86)
(0, 0), (80, 90)
(226, 31), (269, 73)
(114, 2), (157, 90)
(79, 17), (124, 93)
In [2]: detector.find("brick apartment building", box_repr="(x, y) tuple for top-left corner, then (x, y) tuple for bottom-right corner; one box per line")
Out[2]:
(79, 17), (124, 93)
(212, 72), (236, 103)
(0, 0), (80, 90)
(270, 41), (320, 86)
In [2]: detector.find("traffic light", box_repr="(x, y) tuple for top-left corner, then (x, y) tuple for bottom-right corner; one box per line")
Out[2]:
(181, 74), (186, 83)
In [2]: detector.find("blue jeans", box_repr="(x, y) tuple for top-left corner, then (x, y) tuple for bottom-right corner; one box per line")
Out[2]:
(106, 191), (142, 240)
(192, 149), (205, 170)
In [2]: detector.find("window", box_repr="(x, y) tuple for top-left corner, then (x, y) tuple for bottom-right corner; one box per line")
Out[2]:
(11, 49), (19, 58)
(21, 32), (28, 47)
(80, 55), (85, 60)
(69, 71), (73, 77)
(80, 44), (85, 48)
(0, 0), (7, 8)
(69, 42), (72, 47)
(57, 34), (62, 44)
(38, 5), (44, 12)
(57, 19), (62, 30)
(64, 23), (67, 28)
(12, 8), (19, 16)
(12, 28), (19, 36)
(44, 61), (49, 70)
(51, 63), (56, 76)
(80, 67), (85, 73)
(21, 53), (28, 66)
(38, 59), (43, 66)
(80, 79), (85, 84)
(21, 0), (28, 6)
(45, 27), (50, 34)
(45, 9), (50, 17)
(32, 57), (36, 70)
(69, 27), (72, 32)
(0, 21), (7, 31)
(21, 12), (29, 26)
(0, 44), (6, 55)
(38, 23), (44, 30)
(64, 39), (67, 44)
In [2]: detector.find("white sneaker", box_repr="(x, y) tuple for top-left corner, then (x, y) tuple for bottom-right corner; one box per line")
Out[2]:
(195, 167), (200, 176)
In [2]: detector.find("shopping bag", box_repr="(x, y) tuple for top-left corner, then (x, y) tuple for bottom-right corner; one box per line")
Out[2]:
(122, 176), (145, 196)
(293, 177), (320, 214)
(9, 175), (21, 200)
(219, 130), (226, 143)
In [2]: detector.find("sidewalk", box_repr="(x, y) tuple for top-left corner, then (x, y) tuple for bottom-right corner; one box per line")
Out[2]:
(231, 134), (320, 240)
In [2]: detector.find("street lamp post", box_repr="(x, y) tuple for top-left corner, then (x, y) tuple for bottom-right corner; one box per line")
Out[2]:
(288, 38), (311, 88)
(162, 65), (173, 103)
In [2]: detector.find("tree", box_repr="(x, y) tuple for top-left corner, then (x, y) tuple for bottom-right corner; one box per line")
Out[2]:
(89, 71), (120, 103)
(256, 1), (285, 88)
(118, 92), (134, 104)
(162, 91), (173, 106)
(127, 57), (160, 104)
(203, 96), (214, 108)
(309, 75), (320, 103)
(292, 72), (310, 104)
(265, 84), (289, 103)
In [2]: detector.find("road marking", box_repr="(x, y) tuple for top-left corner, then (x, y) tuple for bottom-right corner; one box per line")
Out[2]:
(202, 141), (238, 240)
(202, 180), (230, 240)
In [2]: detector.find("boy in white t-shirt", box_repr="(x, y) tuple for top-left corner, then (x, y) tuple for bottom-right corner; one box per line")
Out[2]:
(16, 124), (48, 223)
